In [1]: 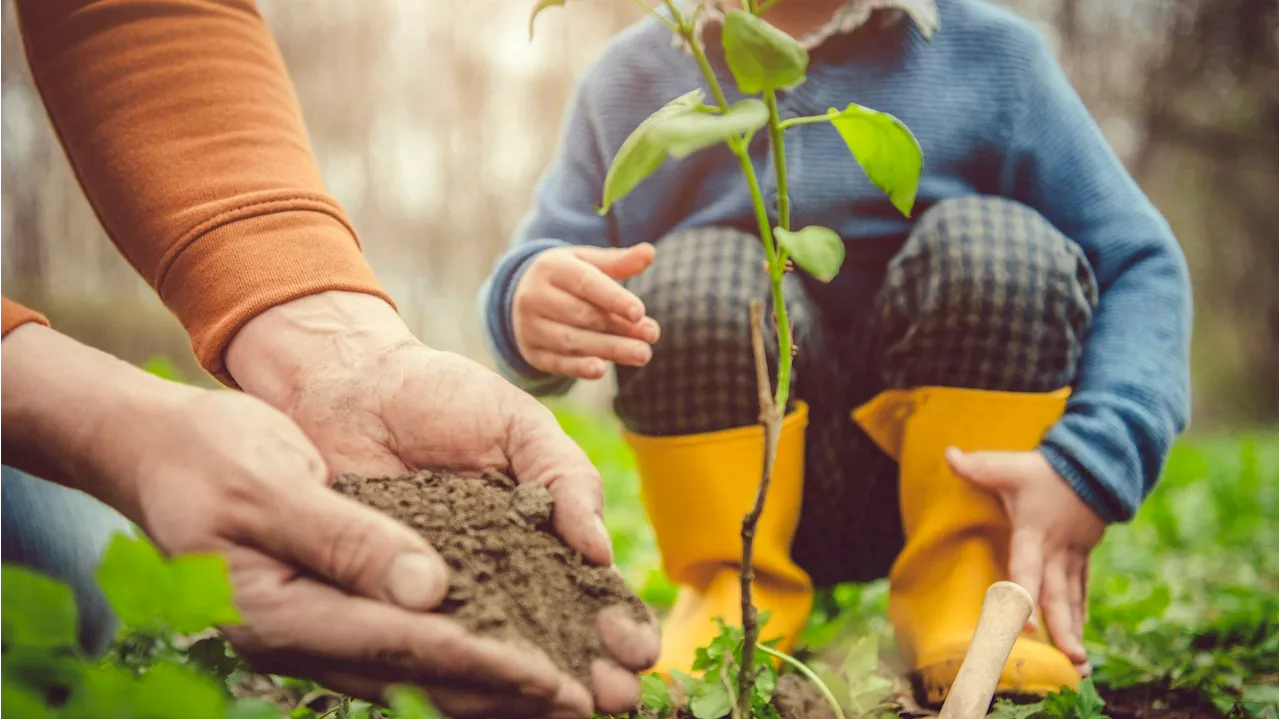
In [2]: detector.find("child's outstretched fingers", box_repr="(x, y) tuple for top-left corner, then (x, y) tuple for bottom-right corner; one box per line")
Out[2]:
(512, 245), (662, 377)
(947, 446), (1103, 675)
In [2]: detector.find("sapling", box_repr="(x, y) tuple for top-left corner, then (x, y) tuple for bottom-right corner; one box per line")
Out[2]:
(531, 2), (926, 716)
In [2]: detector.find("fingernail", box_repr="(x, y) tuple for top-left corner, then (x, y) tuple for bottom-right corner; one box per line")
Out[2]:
(645, 320), (661, 343)
(634, 346), (652, 363)
(594, 515), (614, 559)
(384, 552), (448, 611)
(627, 305), (644, 322)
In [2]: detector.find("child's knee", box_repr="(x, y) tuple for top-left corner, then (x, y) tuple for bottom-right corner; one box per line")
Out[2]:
(878, 196), (1099, 391)
(614, 227), (770, 435)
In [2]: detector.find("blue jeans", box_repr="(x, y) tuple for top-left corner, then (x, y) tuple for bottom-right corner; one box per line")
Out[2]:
(1, 465), (132, 655)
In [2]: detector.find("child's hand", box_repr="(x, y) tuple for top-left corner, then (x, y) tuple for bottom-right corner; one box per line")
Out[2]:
(945, 447), (1105, 676)
(512, 243), (661, 380)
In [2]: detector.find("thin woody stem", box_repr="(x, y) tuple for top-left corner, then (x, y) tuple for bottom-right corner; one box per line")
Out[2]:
(740, 301), (782, 717)
(681, 13), (795, 718)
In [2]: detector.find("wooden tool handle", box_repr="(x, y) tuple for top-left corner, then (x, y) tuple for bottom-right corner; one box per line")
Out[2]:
(938, 581), (1035, 719)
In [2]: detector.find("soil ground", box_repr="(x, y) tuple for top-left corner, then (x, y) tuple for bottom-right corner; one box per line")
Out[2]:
(332, 469), (649, 687)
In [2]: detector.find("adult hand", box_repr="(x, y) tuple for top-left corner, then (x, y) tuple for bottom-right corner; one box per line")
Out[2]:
(2, 324), (630, 717)
(225, 291), (659, 713)
(511, 243), (661, 379)
(945, 447), (1104, 676)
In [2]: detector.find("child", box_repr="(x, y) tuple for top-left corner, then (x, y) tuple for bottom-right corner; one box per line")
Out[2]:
(480, 0), (1191, 703)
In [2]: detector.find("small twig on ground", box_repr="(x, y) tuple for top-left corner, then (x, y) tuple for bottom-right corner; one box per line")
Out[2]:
(740, 300), (783, 717)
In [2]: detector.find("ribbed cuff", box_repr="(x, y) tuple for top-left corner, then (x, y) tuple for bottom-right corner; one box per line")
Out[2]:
(155, 206), (393, 386)
(1039, 419), (1137, 524)
(480, 239), (577, 396)
(1, 297), (50, 338)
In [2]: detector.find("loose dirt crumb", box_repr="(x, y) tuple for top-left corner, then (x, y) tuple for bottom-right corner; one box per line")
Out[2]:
(331, 470), (648, 686)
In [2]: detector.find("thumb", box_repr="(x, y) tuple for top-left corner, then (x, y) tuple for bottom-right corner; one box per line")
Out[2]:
(573, 243), (656, 281)
(945, 447), (1029, 492)
(254, 483), (450, 612)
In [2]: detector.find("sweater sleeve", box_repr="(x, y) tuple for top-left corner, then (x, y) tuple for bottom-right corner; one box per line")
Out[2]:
(1, 297), (49, 338)
(15, 0), (393, 385)
(478, 72), (615, 396)
(1001, 35), (1193, 523)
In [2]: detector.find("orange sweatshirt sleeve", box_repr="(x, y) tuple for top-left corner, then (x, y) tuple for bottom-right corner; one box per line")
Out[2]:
(2, 297), (50, 338)
(16, 0), (394, 384)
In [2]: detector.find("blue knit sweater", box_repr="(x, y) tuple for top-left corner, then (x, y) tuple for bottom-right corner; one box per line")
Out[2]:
(479, 0), (1192, 523)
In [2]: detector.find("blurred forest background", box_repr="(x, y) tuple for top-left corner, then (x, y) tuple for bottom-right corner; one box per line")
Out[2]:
(2, 0), (1276, 430)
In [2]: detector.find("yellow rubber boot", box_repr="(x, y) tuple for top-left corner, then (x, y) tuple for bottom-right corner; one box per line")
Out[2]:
(853, 387), (1080, 705)
(622, 405), (813, 676)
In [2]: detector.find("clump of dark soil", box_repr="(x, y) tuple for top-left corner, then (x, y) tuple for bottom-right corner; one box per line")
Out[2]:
(1099, 684), (1224, 719)
(331, 470), (649, 686)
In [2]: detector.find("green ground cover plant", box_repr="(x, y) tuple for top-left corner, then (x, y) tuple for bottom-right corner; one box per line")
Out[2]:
(555, 395), (1279, 719)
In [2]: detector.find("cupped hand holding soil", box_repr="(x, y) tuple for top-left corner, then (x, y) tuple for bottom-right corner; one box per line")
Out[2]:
(333, 469), (659, 717)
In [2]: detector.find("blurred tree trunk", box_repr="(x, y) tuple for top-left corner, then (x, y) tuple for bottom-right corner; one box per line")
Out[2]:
(1133, 0), (1279, 424)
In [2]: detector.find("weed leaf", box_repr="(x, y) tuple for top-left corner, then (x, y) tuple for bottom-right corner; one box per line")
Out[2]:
(775, 225), (844, 282)
(386, 684), (445, 719)
(600, 90), (766, 214)
(167, 553), (242, 632)
(227, 699), (284, 719)
(97, 533), (241, 634)
(842, 636), (893, 715)
(990, 698), (1044, 719)
(133, 663), (227, 719)
(721, 9), (808, 93)
(1, 565), (79, 649)
(691, 679), (732, 719)
(1075, 678), (1108, 719)
(642, 673), (673, 715)
(826, 103), (922, 217)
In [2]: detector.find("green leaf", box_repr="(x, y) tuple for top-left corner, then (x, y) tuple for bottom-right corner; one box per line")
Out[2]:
(1074, 678), (1108, 719)
(600, 90), (767, 214)
(1244, 682), (1280, 707)
(774, 226), (844, 282)
(386, 684), (444, 719)
(97, 533), (170, 631)
(721, 9), (808, 93)
(60, 663), (137, 719)
(641, 673), (673, 715)
(842, 636), (893, 715)
(657, 99), (769, 158)
(134, 663), (227, 719)
(752, 661), (777, 703)
(2, 646), (84, 717)
(990, 698), (1044, 719)
(228, 699), (285, 719)
(167, 554), (242, 632)
(1, 565), (79, 649)
(0, 678), (56, 719)
(97, 533), (241, 634)
(690, 679), (732, 719)
(528, 0), (564, 40)
(670, 668), (700, 700)
(826, 103), (922, 217)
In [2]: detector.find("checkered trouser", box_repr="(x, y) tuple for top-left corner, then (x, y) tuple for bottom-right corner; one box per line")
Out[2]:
(613, 196), (1099, 585)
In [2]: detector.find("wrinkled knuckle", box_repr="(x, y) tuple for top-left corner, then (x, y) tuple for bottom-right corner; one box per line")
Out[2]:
(322, 516), (389, 590)
(557, 328), (579, 353)
(572, 304), (598, 329)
